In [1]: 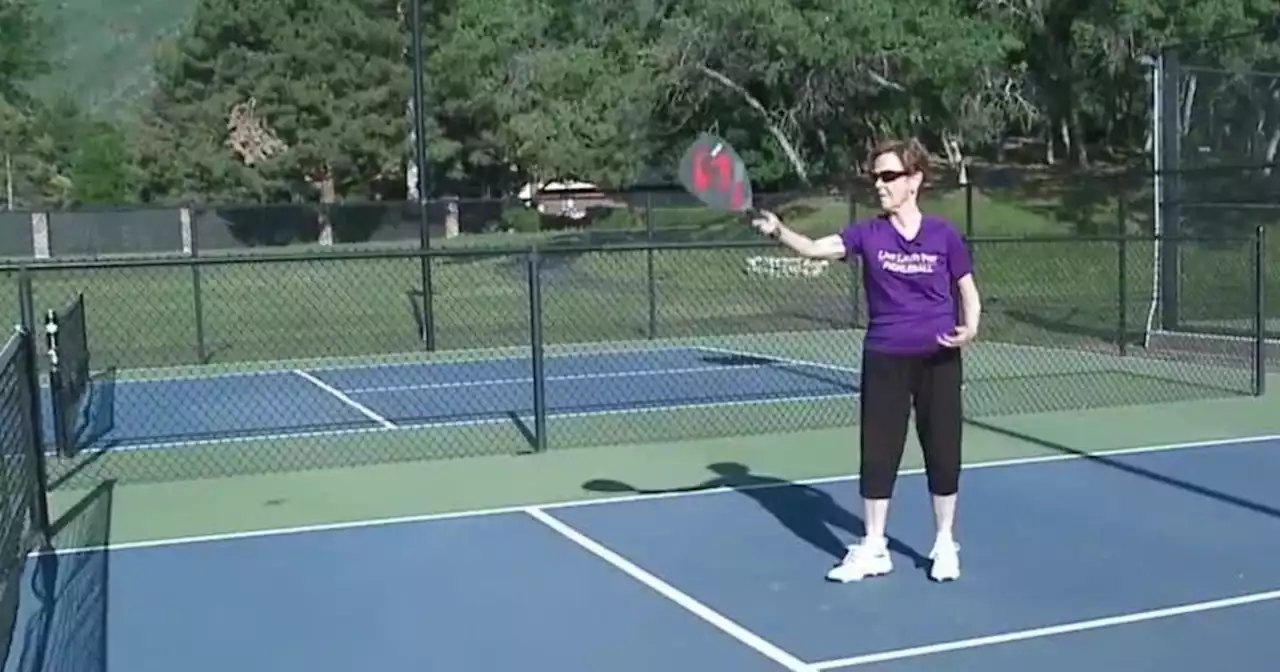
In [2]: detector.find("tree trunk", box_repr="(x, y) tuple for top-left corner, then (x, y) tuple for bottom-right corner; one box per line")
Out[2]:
(444, 196), (459, 238)
(317, 166), (335, 246)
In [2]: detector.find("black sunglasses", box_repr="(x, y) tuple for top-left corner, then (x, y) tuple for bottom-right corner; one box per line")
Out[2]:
(870, 170), (912, 183)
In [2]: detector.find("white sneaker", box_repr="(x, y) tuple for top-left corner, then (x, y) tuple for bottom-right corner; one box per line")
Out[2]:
(928, 539), (961, 582)
(826, 538), (893, 582)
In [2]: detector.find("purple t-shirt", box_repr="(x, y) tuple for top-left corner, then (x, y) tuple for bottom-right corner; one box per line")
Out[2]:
(840, 215), (973, 355)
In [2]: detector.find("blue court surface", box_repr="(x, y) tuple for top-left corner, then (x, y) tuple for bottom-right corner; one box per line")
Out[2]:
(11, 435), (1280, 671)
(48, 345), (859, 453)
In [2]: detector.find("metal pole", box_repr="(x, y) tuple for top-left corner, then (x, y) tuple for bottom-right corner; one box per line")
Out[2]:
(645, 192), (656, 339)
(1254, 225), (1266, 397)
(1116, 196), (1128, 357)
(410, 0), (436, 351)
(527, 248), (547, 452)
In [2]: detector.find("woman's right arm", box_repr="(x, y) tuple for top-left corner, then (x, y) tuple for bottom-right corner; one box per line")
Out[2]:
(751, 211), (847, 260)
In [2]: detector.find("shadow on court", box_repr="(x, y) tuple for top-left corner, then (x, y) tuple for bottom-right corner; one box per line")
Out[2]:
(47, 367), (118, 492)
(4, 479), (113, 672)
(584, 462), (929, 570)
(967, 419), (1280, 521)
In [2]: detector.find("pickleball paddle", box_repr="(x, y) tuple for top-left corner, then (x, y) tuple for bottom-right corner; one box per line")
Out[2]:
(677, 134), (756, 216)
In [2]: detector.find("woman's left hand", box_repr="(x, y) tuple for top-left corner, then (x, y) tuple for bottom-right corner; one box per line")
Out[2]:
(937, 326), (977, 348)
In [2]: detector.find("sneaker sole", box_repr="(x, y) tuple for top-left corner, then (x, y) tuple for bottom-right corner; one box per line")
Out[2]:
(826, 567), (894, 583)
(930, 571), (960, 582)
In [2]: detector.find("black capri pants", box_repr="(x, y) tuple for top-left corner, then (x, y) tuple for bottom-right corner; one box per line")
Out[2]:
(858, 347), (963, 499)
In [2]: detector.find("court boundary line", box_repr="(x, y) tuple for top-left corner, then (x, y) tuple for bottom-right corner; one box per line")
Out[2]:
(526, 507), (815, 672)
(106, 344), (712, 385)
(64, 390), (856, 454)
(342, 362), (792, 394)
(37, 433), (1280, 556)
(291, 370), (398, 429)
(691, 344), (861, 377)
(809, 587), (1280, 669)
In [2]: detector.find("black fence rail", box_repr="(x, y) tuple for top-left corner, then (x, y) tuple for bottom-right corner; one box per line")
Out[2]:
(5, 233), (1265, 491)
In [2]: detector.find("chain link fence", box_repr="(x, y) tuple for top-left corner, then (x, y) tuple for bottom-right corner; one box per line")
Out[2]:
(0, 321), (53, 645)
(1153, 28), (1280, 344)
(3, 231), (1262, 491)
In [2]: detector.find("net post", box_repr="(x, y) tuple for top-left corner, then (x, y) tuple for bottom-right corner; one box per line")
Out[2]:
(17, 323), (52, 548)
(43, 303), (69, 457)
(1253, 225), (1266, 397)
(527, 247), (547, 453)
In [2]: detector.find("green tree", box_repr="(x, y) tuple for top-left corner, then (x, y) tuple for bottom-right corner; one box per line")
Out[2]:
(423, 0), (678, 191)
(70, 122), (136, 204)
(0, 0), (61, 208)
(136, 0), (413, 205)
(124, 0), (1280, 203)
(0, 0), (50, 101)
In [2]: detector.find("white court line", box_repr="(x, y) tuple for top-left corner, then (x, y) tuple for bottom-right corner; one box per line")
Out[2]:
(810, 588), (1280, 669)
(692, 345), (861, 376)
(525, 507), (815, 672)
(344, 363), (776, 394)
(37, 433), (1280, 556)
(106, 344), (707, 385)
(291, 370), (398, 429)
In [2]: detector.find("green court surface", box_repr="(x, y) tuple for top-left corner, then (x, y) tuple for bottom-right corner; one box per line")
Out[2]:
(38, 325), (1260, 486)
(43, 378), (1280, 547)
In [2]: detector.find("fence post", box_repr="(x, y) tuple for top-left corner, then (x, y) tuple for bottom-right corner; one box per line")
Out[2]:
(189, 211), (208, 364)
(17, 323), (51, 547)
(410, 0), (436, 352)
(418, 206), (436, 352)
(15, 268), (51, 545)
(846, 191), (861, 327)
(1254, 225), (1266, 397)
(963, 178), (974, 239)
(17, 266), (35, 349)
(527, 247), (548, 452)
(1117, 197), (1128, 357)
(645, 192), (657, 339)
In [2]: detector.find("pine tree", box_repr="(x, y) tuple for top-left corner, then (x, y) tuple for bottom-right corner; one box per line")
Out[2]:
(136, 0), (413, 208)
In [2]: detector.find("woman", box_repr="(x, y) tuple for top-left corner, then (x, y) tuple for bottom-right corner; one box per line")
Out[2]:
(749, 138), (981, 583)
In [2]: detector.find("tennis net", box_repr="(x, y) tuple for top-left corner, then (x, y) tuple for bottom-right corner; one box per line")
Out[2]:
(46, 294), (90, 458)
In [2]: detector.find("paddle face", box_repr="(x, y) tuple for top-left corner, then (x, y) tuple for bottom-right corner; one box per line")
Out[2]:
(678, 134), (753, 213)
(583, 478), (634, 493)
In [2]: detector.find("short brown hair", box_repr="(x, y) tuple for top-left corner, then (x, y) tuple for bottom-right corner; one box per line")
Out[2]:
(867, 138), (930, 182)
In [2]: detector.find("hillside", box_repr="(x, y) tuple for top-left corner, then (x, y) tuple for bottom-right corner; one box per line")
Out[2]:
(31, 0), (199, 119)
